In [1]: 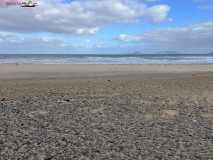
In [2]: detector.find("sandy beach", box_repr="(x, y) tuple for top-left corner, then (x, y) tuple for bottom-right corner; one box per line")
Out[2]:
(0, 64), (213, 159)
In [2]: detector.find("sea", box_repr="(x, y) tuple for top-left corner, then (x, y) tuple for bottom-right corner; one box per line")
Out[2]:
(0, 54), (213, 65)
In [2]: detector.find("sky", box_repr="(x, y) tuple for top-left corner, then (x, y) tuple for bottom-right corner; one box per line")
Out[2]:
(0, 0), (213, 54)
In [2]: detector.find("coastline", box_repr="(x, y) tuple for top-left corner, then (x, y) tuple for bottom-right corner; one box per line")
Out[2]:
(1, 54), (213, 65)
(0, 64), (213, 159)
(1, 64), (213, 78)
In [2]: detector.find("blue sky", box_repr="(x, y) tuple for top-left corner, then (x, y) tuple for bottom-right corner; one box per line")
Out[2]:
(0, 0), (213, 54)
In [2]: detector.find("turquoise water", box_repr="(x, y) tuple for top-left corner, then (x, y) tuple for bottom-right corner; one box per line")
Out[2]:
(0, 54), (213, 64)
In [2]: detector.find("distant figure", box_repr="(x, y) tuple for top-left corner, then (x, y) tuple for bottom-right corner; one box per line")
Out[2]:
(16, 62), (19, 66)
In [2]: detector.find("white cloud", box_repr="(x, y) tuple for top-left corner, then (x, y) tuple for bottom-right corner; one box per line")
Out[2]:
(0, 0), (171, 36)
(198, 5), (213, 10)
(119, 34), (128, 39)
(0, 32), (67, 46)
(118, 21), (213, 53)
(144, 0), (164, 2)
(145, 5), (171, 23)
(0, 31), (82, 53)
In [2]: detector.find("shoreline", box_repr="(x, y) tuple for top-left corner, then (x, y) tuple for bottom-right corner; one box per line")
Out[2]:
(1, 64), (213, 81)
(1, 63), (213, 65)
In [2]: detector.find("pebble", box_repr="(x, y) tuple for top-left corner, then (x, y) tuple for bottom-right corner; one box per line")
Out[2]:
(92, 148), (100, 153)
(37, 140), (42, 145)
(1, 98), (6, 101)
(13, 147), (19, 151)
(81, 151), (88, 156)
(24, 141), (31, 145)
(155, 155), (163, 160)
(44, 156), (53, 160)
(0, 140), (4, 144)
(61, 137), (66, 141)
(65, 99), (70, 102)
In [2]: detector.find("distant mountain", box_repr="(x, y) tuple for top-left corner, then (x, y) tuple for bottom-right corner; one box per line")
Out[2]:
(127, 52), (145, 55)
(127, 51), (213, 55)
(154, 51), (180, 54)
(127, 51), (181, 55)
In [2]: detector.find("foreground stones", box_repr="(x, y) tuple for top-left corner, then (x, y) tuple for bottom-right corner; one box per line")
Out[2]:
(0, 73), (212, 159)
(0, 94), (212, 159)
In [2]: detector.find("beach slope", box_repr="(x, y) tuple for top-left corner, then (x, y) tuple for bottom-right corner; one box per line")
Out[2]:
(0, 64), (213, 159)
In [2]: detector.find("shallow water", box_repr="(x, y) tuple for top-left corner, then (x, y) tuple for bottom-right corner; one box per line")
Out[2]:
(0, 54), (213, 64)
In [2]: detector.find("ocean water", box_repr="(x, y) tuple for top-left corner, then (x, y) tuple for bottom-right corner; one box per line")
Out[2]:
(0, 54), (213, 65)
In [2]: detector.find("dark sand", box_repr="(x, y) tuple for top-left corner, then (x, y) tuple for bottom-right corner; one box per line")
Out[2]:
(0, 64), (213, 159)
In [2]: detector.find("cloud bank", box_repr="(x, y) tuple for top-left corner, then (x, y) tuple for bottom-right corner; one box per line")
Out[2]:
(0, 0), (170, 35)
(118, 21), (213, 53)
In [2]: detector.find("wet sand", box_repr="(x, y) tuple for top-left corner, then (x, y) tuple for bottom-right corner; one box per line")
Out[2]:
(0, 64), (213, 159)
